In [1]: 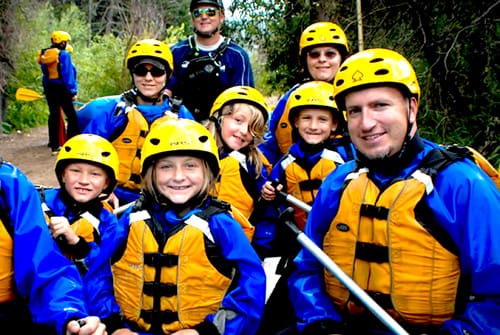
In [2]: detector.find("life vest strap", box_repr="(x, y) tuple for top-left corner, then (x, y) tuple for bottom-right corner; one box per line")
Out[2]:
(143, 282), (177, 297)
(355, 242), (389, 263)
(140, 309), (179, 325)
(360, 203), (389, 220)
(143, 252), (178, 268)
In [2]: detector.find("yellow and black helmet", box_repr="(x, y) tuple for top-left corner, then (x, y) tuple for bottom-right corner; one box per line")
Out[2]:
(126, 39), (174, 73)
(141, 118), (220, 178)
(210, 86), (269, 123)
(55, 134), (119, 195)
(287, 81), (341, 125)
(333, 48), (420, 111)
(51, 31), (71, 44)
(299, 22), (349, 58)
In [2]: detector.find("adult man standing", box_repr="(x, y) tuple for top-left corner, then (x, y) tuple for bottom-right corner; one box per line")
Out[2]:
(288, 48), (500, 334)
(166, 0), (255, 123)
(37, 30), (78, 154)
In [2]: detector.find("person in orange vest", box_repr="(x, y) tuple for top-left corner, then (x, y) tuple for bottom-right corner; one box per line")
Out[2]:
(259, 22), (353, 167)
(37, 30), (79, 155)
(112, 118), (265, 335)
(288, 48), (500, 335)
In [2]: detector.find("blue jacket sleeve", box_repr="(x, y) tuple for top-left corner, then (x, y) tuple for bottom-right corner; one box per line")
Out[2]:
(225, 42), (254, 87)
(59, 50), (77, 95)
(429, 159), (500, 334)
(82, 209), (128, 320)
(1, 162), (88, 334)
(208, 211), (266, 335)
(80, 96), (124, 138)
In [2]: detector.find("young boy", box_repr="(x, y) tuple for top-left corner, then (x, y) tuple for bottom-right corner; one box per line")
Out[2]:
(39, 134), (134, 335)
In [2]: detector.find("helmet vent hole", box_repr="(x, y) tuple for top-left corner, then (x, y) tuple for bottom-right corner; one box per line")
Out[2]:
(370, 57), (384, 63)
(64, 146), (71, 152)
(199, 135), (209, 143)
(150, 138), (160, 145)
(293, 94), (302, 100)
(375, 69), (389, 76)
(102, 151), (111, 158)
(335, 79), (344, 87)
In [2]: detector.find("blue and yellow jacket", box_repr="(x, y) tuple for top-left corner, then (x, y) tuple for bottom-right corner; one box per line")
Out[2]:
(289, 136), (500, 334)
(214, 148), (280, 258)
(270, 138), (354, 230)
(41, 188), (128, 332)
(37, 47), (78, 95)
(114, 196), (266, 335)
(0, 161), (88, 334)
(80, 92), (194, 204)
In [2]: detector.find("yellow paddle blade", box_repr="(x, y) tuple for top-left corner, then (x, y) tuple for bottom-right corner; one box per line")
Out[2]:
(15, 87), (43, 101)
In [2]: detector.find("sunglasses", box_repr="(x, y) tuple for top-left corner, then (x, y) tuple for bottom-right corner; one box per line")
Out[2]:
(192, 7), (219, 18)
(307, 49), (338, 59)
(132, 65), (166, 77)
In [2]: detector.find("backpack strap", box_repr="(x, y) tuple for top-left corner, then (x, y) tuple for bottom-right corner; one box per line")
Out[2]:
(188, 35), (230, 59)
(418, 148), (463, 178)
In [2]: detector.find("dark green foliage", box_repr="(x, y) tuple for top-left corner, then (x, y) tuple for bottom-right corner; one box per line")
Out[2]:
(230, 0), (500, 167)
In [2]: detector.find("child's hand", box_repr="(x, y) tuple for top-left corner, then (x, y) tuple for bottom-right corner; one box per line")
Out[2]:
(48, 216), (79, 245)
(106, 192), (119, 209)
(262, 180), (282, 201)
(66, 317), (107, 335)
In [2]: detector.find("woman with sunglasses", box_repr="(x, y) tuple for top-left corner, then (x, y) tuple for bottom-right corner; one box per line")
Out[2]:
(165, 0), (255, 123)
(79, 39), (195, 209)
(259, 22), (355, 167)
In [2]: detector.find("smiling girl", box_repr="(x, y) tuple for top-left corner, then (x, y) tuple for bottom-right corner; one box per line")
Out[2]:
(206, 86), (280, 260)
(112, 118), (265, 335)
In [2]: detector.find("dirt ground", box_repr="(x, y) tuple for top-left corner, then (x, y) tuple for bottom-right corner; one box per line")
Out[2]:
(0, 125), (59, 187)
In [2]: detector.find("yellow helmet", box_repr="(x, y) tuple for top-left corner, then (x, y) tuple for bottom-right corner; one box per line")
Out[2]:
(299, 22), (349, 57)
(55, 134), (119, 195)
(287, 81), (342, 126)
(51, 31), (71, 44)
(141, 118), (220, 177)
(126, 39), (173, 73)
(210, 86), (269, 122)
(333, 48), (420, 111)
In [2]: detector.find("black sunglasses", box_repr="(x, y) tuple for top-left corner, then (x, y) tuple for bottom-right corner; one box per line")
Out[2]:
(132, 65), (166, 77)
(192, 7), (218, 18)
(307, 49), (338, 59)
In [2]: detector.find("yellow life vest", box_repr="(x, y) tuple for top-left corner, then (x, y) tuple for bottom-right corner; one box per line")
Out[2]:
(37, 48), (60, 80)
(0, 218), (15, 304)
(281, 149), (342, 230)
(40, 201), (100, 264)
(112, 206), (233, 334)
(323, 168), (460, 326)
(213, 152), (256, 219)
(112, 108), (177, 192)
(275, 106), (293, 157)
